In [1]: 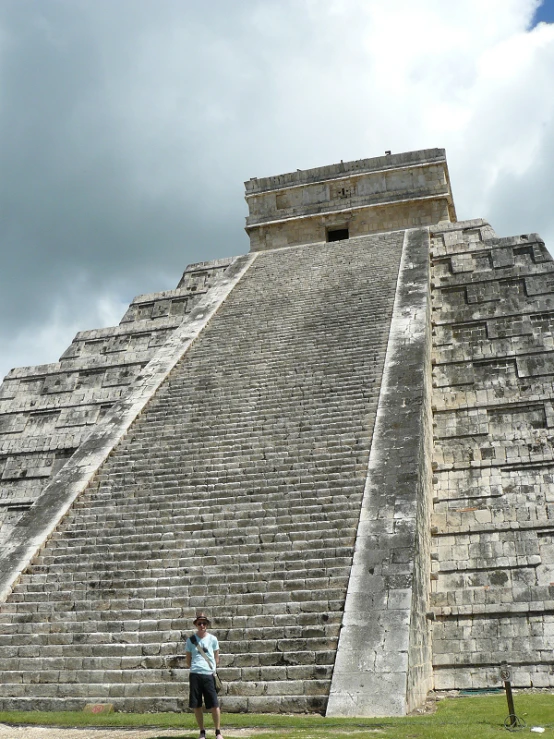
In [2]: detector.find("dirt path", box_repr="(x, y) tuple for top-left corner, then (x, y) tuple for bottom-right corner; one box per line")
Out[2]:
(0, 726), (263, 739)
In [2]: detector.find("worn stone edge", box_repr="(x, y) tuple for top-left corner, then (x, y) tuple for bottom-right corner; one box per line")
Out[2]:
(246, 193), (450, 230)
(0, 252), (257, 603)
(245, 149), (447, 194)
(326, 227), (432, 717)
(405, 231), (434, 713)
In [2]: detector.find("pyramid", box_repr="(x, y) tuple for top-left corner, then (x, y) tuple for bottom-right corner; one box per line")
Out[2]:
(0, 148), (553, 716)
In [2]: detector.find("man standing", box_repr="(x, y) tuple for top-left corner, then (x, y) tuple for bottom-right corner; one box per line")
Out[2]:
(185, 612), (223, 739)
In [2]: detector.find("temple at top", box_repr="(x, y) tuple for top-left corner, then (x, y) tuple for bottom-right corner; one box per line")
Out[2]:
(245, 148), (456, 250)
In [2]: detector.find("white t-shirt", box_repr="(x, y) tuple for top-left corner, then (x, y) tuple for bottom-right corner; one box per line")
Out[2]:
(185, 633), (219, 675)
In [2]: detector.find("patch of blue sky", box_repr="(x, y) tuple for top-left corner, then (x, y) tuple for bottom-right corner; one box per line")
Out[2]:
(531, 0), (554, 27)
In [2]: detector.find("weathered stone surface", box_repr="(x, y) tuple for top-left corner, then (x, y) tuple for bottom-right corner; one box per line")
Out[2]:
(327, 227), (433, 717)
(429, 223), (554, 691)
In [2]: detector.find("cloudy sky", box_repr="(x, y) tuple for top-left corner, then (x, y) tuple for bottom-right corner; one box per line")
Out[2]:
(1, 0), (554, 380)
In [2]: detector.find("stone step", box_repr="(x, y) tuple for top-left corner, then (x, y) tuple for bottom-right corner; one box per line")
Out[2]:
(46, 515), (356, 545)
(33, 530), (353, 556)
(0, 623), (341, 647)
(54, 505), (357, 524)
(68, 490), (362, 518)
(46, 531), (354, 551)
(9, 577), (349, 603)
(26, 562), (352, 586)
(19, 562), (351, 586)
(15, 571), (350, 594)
(25, 559), (353, 585)
(83, 468), (367, 485)
(0, 664), (332, 684)
(3, 590), (347, 617)
(63, 507), (358, 531)
(105, 413), (371, 431)
(82, 468), (365, 484)
(88, 450), (367, 468)
(0, 695), (326, 713)
(50, 515), (356, 541)
(0, 678), (330, 701)
(39, 534), (356, 559)
(111, 407), (370, 424)
(0, 611), (341, 632)
(13, 572), (349, 596)
(1, 586), (346, 609)
(0, 640), (338, 666)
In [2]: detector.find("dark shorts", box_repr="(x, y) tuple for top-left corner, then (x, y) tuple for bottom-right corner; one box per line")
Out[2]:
(189, 672), (219, 709)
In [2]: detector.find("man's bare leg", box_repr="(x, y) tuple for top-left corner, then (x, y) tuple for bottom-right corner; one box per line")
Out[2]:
(194, 707), (205, 734)
(211, 706), (223, 736)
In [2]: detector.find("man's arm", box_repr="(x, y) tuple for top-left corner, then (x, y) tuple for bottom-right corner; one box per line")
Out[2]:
(185, 637), (192, 669)
(214, 649), (220, 668)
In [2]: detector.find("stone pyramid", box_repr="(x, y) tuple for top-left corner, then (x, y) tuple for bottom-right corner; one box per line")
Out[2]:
(0, 148), (553, 717)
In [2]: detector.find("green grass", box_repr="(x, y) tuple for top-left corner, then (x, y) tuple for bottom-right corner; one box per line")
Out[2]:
(0, 693), (553, 738)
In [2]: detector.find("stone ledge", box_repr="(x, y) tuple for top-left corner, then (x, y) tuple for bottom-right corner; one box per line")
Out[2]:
(72, 318), (182, 341)
(431, 522), (554, 536)
(431, 266), (554, 291)
(432, 602), (554, 617)
(246, 193), (450, 229)
(430, 218), (490, 235)
(245, 149), (448, 195)
(181, 257), (235, 272)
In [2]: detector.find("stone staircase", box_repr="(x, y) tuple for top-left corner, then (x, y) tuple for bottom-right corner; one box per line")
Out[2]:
(0, 233), (404, 712)
(0, 258), (233, 542)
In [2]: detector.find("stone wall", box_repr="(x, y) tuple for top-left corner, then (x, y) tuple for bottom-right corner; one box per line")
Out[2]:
(429, 220), (554, 690)
(247, 198), (450, 252)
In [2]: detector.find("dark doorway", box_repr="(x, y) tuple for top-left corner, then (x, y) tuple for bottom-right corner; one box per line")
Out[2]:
(327, 228), (349, 242)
